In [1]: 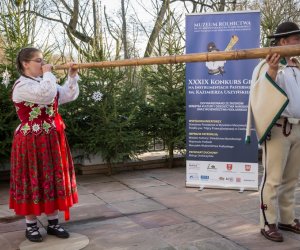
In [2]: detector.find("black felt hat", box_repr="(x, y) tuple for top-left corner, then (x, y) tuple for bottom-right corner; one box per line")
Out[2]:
(268, 21), (300, 39)
(207, 42), (219, 52)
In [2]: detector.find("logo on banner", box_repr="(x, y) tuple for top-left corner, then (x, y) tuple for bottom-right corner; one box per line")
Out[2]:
(226, 164), (233, 171)
(245, 164), (251, 171)
(200, 175), (209, 181)
(205, 35), (239, 76)
(207, 164), (217, 171)
(244, 179), (256, 182)
(189, 173), (199, 180)
(226, 177), (234, 182)
(236, 177), (241, 183)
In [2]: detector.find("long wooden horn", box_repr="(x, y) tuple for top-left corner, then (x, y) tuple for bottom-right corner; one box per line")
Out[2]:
(53, 44), (300, 70)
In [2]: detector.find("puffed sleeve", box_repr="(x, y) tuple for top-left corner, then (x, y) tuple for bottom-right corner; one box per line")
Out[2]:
(12, 72), (57, 104)
(57, 74), (80, 105)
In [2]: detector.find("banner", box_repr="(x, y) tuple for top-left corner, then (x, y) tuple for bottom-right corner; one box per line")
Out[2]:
(185, 11), (260, 190)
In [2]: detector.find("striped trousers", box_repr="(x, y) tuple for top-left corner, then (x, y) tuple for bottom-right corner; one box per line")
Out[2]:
(260, 118), (300, 229)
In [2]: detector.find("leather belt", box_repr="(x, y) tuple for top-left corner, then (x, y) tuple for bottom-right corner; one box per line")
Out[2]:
(287, 118), (300, 125)
(276, 117), (300, 126)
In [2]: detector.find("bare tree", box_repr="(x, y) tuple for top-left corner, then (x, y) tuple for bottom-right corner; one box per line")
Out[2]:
(170, 0), (241, 13)
(144, 0), (170, 57)
(121, 0), (129, 59)
(31, 0), (103, 59)
(258, 0), (300, 47)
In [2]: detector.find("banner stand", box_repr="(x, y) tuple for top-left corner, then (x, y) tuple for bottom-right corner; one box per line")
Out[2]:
(185, 11), (260, 191)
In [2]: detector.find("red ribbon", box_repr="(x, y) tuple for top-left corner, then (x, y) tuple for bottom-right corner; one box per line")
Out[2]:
(54, 113), (70, 221)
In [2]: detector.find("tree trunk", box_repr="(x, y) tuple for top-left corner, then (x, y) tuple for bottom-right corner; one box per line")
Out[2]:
(168, 143), (174, 168)
(121, 0), (129, 59)
(218, 0), (226, 11)
(92, 0), (104, 59)
(144, 0), (169, 57)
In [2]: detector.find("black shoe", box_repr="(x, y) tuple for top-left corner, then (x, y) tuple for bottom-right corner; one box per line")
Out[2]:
(25, 225), (43, 242)
(47, 224), (70, 238)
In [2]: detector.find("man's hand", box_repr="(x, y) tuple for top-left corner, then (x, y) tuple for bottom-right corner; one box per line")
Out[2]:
(266, 53), (281, 80)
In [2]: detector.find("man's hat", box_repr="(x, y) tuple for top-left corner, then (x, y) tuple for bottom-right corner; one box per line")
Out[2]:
(268, 21), (300, 39)
(207, 42), (219, 52)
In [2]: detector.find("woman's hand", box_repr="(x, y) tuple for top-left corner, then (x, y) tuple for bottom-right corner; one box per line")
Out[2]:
(42, 64), (53, 73)
(68, 62), (78, 78)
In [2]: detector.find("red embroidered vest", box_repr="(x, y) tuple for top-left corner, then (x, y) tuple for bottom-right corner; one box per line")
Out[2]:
(14, 97), (59, 136)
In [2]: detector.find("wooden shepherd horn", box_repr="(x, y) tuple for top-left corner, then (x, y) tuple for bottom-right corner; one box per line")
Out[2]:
(53, 44), (300, 70)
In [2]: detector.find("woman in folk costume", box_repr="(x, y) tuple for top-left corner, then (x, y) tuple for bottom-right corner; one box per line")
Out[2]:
(9, 47), (79, 242)
(246, 22), (300, 242)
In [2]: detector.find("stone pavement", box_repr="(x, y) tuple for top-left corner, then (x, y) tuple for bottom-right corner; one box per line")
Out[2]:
(1, 166), (300, 250)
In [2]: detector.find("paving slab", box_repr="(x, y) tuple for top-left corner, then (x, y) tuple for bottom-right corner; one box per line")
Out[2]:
(128, 209), (191, 229)
(209, 196), (260, 214)
(77, 230), (174, 250)
(138, 185), (187, 198)
(68, 217), (146, 237)
(177, 238), (247, 250)
(77, 193), (106, 205)
(79, 181), (129, 193)
(76, 174), (115, 184)
(153, 193), (208, 208)
(146, 168), (186, 177)
(156, 175), (187, 188)
(194, 189), (257, 203)
(110, 198), (166, 214)
(112, 171), (153, 181)
(205, 214), (259, 237)
(1, 166), (300, 249)
(0, 182), (10, 205)
(95, 189), (146, 203)
(67, 217), (174, 250)
(230, 231), (300, 250)
(0, 215), (40, 233)
(239, 210), (260, 224)
(19, 232), (89, 250)
(148, 222), (219, 247)
(0, 204), (16, 218)
(0, 230), (26, 250)
(174, 203), (232, 221)
(38, 203), (122, 226)
(120, 177), (168, 188)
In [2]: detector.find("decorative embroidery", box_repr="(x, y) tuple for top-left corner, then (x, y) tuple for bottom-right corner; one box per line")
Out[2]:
(29, 107), (42, 121)
(43, 121), (51, 133)
(14, 99), (57, 135)
(24, 101), (35, 107)
(32, 123), (41, 133)
(21, 123), (30, 135)
(46, 106), (54, 117)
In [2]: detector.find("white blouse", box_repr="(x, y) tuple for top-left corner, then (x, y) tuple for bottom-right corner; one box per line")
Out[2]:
(12, 72), (79, 105)
(276, 66), (300, 119)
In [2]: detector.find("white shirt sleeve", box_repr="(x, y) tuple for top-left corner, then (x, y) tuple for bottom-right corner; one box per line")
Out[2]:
(57, 74), (80, 105)
(12, 72), (57, 104)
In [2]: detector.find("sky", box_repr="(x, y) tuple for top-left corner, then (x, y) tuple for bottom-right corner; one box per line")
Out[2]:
(41, 0), (155, 56)
(101, 0), (185, 56)
(37, 0), (185, 58)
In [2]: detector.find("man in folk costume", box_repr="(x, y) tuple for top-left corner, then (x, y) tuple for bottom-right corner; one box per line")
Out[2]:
(246, 21), (300, 242)
(205, 42), (226, 75)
